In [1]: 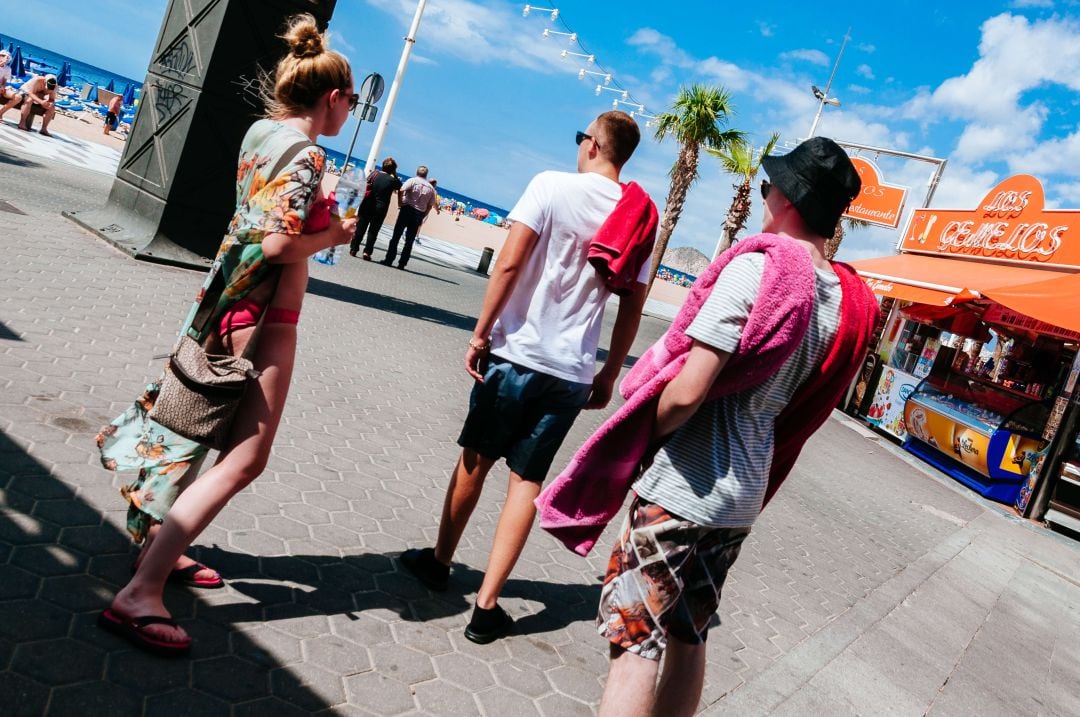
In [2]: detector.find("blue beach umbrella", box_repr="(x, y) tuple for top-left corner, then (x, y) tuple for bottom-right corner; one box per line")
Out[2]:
(105, 78), (115, 92)
(11, 46), (24, 78)
(121, 82), (135, 105)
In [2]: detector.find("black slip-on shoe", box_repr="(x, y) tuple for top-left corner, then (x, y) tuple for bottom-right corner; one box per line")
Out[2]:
(464, 604), (514, 644)
(400, 547), (449, 591)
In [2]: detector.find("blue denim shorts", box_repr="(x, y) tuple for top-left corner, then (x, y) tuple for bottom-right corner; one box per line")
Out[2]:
(457, 357), (592, 482)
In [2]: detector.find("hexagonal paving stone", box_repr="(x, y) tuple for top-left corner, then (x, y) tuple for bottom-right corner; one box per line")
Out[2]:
(234, 696), (311, 717)
(537, 692), (593, 716)
(390, 621), (453, 656)
(0, 599), (71, 642)
(328, 612), (393, 647)
(432, 652), (495, 692)
(31, 498), (103, 527)
(492, 659), (553, 699)
(144, 688), (231, 717)
(475, 686), (544, 717)
(344, 672), (416, 715)
(191, 655), (271, 702)
(232, 626), (304, 668)
(508, 637), (566, 671)
(264, 604), (332, 640)
(11, 543), (87, 577)
(0, 564), (40, 600)
(413, 678), (479, 716)
(0, 671), (49, 715)
(107, 647), (191, 694)
(371, 643), (436, 685)
(39, 574), (114, 612)
(271, 662), (348, 712)
(303, 635), (372, 676)
(46, 679), (142, 716)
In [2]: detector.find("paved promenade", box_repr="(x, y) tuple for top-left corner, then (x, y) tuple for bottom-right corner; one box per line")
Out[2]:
(0, 146), (1078, 716)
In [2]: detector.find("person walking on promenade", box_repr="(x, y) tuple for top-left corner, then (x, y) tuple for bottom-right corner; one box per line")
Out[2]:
(94, 14), (358, 656)
(349, 156), (402, 260)
(534, 137), (879, 715)
(381, 164), (437, 269)
(401, 110), (659, 644)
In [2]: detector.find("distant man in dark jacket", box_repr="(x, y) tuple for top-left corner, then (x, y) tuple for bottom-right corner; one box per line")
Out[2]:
(349, 156), (402, 261)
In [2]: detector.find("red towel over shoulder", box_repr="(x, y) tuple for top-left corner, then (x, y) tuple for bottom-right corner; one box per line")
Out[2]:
(588, 182), (659, 296)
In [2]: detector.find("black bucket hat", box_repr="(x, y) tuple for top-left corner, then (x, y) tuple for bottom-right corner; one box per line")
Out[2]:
(761, 137), (861, 238)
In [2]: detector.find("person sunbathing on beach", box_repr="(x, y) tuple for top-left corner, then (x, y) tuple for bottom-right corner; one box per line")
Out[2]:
(0, 73), (58, 135)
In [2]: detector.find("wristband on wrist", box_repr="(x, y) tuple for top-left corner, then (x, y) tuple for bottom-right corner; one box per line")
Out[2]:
(468, 337), (490, 351)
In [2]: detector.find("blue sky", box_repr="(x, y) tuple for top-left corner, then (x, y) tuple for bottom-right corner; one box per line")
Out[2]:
(6, 0), (1080, 261)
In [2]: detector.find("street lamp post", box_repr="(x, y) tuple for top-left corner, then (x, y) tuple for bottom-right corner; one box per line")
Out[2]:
(807, 28), (850, 138)
(364, 0), (427, 177)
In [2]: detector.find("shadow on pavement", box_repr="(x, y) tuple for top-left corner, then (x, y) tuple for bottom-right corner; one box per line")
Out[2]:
(194, 544), (602, 639)
(0, 147), (42, 169)
(0, 319), (23, 340)
(0, 427), (345, 714)
(308, 277), (476, 332)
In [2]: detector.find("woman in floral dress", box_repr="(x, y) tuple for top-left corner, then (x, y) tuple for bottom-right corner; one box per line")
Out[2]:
(96, 15), (358, 654)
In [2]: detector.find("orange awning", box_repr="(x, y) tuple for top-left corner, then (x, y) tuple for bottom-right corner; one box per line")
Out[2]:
(982, 274), (1080, 334)
(851, 253), (1080, 333)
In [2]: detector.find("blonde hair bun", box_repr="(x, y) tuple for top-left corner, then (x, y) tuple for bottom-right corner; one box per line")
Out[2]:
(283, 14), (325, 58)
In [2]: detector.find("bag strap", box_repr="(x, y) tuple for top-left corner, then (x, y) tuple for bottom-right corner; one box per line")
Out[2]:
(185, 140), (312, 340)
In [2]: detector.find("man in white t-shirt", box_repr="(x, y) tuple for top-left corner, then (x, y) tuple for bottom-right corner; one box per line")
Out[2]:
(0, 51), (12, 96)
(402, 110), (651, 643)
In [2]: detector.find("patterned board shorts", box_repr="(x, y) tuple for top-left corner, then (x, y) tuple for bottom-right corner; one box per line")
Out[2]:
(596, 497), (750, 661)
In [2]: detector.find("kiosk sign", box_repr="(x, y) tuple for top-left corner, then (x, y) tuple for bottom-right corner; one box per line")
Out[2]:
(844, 157), (909, 229)
(901, 175), (1080, 268)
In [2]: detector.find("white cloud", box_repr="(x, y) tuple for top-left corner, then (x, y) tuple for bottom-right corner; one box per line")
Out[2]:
(365, 0), (569, 73)
(847, 84), (872, 95)
(1010, 0), (1053, 7)
(330, 31), (357, 54)
(857, 43), (877, 53)
(780, 49), (830, 66)
(758, 22), (776, 37)
(856, 63), (875, 80)
(1006, 126), (1080, 176)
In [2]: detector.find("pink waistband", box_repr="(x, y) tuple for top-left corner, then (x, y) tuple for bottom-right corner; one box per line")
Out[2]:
(218, 299), (300, 337)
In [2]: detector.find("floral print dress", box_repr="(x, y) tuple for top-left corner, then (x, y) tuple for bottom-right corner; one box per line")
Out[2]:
(96, 119), (326, 543)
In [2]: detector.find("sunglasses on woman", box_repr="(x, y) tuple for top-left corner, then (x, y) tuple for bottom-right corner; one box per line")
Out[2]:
(760, 179), (771, 200)
(345, 92), (360, 111)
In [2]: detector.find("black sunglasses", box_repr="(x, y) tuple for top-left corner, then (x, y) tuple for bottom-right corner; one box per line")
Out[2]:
(760, 179), (771, 200)
(576, 131), (601, 149)
(346, 93), (360, 111)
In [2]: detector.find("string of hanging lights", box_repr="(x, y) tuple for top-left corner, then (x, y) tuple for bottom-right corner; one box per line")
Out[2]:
(522, 4), (661, 127)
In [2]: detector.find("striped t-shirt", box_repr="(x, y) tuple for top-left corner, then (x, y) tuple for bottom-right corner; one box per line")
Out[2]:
(633, 252), (842, 528)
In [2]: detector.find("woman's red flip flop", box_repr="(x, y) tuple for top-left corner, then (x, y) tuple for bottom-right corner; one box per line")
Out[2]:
(168, 562), (225, 589)
(97, 609), (192, 656)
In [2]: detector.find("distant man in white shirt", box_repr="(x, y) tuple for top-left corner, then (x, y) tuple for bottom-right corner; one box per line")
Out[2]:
(402, 111), (649, 644)
(382, 164), (437, 270)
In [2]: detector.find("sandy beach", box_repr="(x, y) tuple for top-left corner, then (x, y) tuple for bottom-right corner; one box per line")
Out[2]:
(29, 112), (692, 308)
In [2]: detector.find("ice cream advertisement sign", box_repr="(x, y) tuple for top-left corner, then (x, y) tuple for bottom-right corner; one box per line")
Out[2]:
(843, 157), (909, 229)
(901, 175), (1080, 268)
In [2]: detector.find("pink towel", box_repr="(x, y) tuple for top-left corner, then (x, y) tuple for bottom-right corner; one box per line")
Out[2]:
(535, 234), (818, 555)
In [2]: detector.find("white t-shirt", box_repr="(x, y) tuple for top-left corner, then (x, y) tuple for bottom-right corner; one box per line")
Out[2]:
(0, 66), (11, 87)
(492, 170), (650, 384)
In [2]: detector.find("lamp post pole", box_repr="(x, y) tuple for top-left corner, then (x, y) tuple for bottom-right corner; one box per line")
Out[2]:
(808, 27), (850, 138)
(364, 0), (426, 176)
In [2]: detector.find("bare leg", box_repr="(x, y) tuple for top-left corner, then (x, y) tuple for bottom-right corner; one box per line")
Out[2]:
(432, 449), (496, 565)
(40, 106), (54, 134)
(655, 637), (707, 717)
(18, 102), (32, 130)
(109, 322), (298, 644)
(599, 644), (660, 717)
(135, 522), (219, 583)
(474, 472), (540, 609)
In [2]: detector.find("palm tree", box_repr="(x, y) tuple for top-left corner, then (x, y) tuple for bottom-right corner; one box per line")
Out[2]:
(707, 132), (780, 257)
(826, 216), (870, 260)
(647, 84), (745, 292)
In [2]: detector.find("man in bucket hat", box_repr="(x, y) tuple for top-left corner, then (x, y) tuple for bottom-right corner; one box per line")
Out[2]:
(591, 136), (879, 715)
